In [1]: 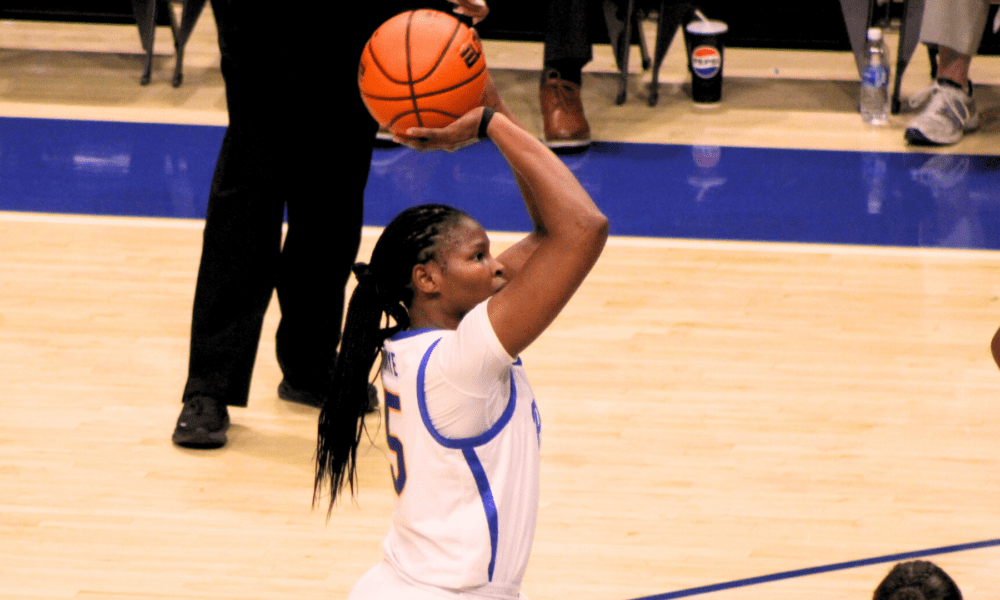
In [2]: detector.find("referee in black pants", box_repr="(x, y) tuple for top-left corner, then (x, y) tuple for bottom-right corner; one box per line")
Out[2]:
(173, 0), (492, 449)
(172, 0), (396, 448)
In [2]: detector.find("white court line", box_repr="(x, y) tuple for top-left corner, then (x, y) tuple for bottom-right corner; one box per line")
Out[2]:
(0, 211), (207, 229)
(0, 103), (229, 127)
(2, 210), (999, 262)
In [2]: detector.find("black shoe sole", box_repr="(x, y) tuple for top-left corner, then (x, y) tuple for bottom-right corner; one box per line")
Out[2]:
(172, 415), (230, 449)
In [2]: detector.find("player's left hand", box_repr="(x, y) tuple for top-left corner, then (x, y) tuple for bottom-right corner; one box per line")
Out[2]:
(447, 0), (489, 25)
(394, 107), (485, 152)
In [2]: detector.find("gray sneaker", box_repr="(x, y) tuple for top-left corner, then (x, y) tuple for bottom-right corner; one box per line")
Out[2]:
(905, 80), (979, 146)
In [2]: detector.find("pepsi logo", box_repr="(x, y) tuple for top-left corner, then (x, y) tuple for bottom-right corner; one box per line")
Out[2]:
(691, 46), (721, 79)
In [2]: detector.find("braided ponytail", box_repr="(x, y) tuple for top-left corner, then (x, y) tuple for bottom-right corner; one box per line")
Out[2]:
(314, 204), (469, 513)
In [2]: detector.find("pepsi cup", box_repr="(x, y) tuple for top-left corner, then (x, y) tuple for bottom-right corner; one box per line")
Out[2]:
(685, 19), (728, 104)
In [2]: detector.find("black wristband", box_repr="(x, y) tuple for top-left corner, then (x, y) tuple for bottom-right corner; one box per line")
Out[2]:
(478, 107), (495, 139)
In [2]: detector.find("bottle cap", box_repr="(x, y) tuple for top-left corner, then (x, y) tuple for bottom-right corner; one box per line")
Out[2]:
(867, 28), (882, 41)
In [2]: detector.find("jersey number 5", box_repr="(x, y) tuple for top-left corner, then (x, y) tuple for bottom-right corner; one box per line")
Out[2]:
(385, 390), (407, 495)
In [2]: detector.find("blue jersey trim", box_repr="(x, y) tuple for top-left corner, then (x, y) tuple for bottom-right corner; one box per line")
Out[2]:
(462, 447), (500, 582)
(416, 338), (518, 449)
(389, 327), (440, 341)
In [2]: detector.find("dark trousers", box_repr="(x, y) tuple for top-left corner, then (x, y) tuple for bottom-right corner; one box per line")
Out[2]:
(544, 0), (593, 65)
(182, 0), (391, 407)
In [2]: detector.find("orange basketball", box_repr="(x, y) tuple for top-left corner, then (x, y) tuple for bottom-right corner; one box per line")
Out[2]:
(359, 9), (488, 137)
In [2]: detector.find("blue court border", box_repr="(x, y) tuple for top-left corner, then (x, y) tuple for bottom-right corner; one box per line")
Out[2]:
(629, 538), (1000, 600)
(3, 116), (999, 251)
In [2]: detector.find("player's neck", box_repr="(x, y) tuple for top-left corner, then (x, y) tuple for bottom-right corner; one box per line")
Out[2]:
(408, 301), (461, 331)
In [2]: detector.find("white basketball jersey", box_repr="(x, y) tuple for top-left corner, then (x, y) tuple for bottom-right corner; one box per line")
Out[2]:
(378, 302), (542, 598)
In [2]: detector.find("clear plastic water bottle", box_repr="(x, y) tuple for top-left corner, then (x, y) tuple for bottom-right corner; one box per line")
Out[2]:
(860, 27), (890, 125)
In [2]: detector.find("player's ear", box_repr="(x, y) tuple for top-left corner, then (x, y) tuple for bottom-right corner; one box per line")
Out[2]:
(412, 262), (441, 295)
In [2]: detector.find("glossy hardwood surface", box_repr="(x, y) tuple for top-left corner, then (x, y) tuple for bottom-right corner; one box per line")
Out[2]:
(1, 12), (998, 600)
(2, 213), (998, 599)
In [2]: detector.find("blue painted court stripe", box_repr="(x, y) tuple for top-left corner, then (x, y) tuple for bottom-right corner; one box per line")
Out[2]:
(630, 538), (1000, 600)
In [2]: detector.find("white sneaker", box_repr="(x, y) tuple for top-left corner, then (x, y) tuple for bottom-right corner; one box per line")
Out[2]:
(904, 80), (979, 146)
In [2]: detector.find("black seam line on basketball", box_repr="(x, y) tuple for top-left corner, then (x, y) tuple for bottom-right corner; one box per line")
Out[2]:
(625, 538), (1000, 600)
(404, 12), (421, 127)
(360, 65), (486, 102)
(407, 21), (464, 85)
(387, 109), (466, 127)
(365, 29), (460, 86)
(367, 44), (407, 85)
(366, 18), (472, 86)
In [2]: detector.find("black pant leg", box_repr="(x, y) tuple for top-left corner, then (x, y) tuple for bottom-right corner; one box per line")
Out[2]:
(182, 0), (292, 407)
(183, 1), (394, 405)
(183, 126), (286, 407)
(270, 4), (381, 393)
(544, 0), (593, 65)
(273, 141), (371, 393)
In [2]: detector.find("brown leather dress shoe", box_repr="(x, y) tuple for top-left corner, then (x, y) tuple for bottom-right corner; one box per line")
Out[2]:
(539, 68), (591, 149)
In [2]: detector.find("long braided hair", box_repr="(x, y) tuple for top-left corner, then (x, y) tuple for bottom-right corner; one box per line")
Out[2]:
(314, 203), (471, 514)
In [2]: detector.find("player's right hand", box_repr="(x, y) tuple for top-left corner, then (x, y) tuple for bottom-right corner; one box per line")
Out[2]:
(395, 107), (486, 152)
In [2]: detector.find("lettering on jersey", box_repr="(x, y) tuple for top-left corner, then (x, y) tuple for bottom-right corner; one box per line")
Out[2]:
(460, 43), (481, 68)
(385, 350), (398, 376)
(385, 391), (406, 495)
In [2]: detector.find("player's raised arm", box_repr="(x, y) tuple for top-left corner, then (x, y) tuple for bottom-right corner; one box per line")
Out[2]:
(480, 110), (607, 357)
(402, 106), (606, 357)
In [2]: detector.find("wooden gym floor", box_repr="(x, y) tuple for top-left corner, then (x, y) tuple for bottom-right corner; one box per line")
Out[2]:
(1, 10), (998, 600)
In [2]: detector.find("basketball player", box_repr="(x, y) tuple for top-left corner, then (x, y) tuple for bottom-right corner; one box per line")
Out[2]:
(314, 103), (608, 599)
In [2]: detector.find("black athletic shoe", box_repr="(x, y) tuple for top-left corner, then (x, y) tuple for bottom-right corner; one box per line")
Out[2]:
(172, 395), (230, 449)
(279, 379), (380, 414)
(277, 379), (326, 408)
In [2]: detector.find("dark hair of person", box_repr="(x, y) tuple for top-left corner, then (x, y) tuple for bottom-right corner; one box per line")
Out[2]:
(314, 203), (471, 515)
(873, 561), (962, 600)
